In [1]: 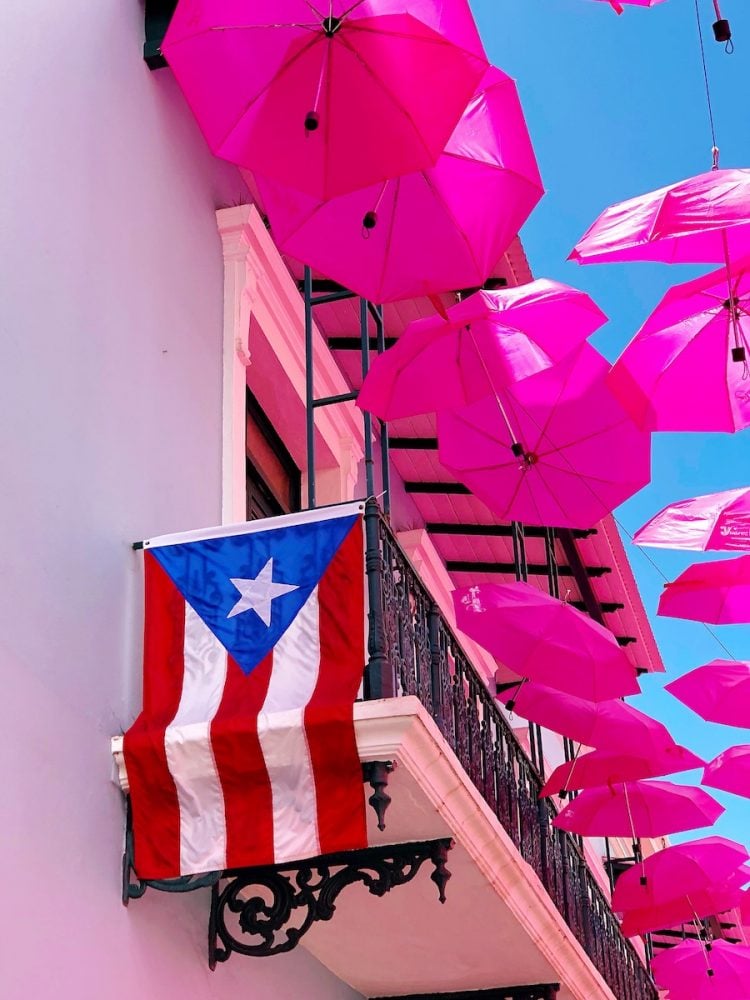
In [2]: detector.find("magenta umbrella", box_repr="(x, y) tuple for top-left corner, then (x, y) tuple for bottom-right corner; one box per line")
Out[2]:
(594, 0), (666, 12)
(621, 881), (746, 939)
(539, 744), (704, 798)
(612, 836), (749, 914)
(658, 555), (750, 625)
(453, 582), (639, 702)
(356, 280), (605, 419)
(666, 660), (750, 728)
(495, 682), (675, 755)
(634, 488), (750, 552)
(162, 0), (487, 200)
(651, 941), (750, 999)
(608, 260), (750, 433)
(552, 780), (724, 838)
(570, 169), (750, 266)
(704, 745), (750, 798)
(437, 344), (652, 529)
(258, 65), (542, 302)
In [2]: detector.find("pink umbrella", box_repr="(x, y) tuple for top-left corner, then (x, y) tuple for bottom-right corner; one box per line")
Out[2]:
(666, 660), (750, 728)
(621, 880), (747, 939)
(651, 940), (750, 999)
(257, 65), (543, 302)
(453, 582), (639, 702)
(495, 682), (675, 755)
(162, 0), (487, 200)
(658, 555), (750, 625)
(612, 836), (749, 914)
(608, 260), (750, 433)
(634, 488), (750, 552)
(356, 280), (605, 420)
(552, 780), (724, 838)
(540, 745), (704, 798)
(437, 344), (652, 529)
(595, 0), (666, 12)
(570, 169), (750, 266)
(704, 745), (750, 798)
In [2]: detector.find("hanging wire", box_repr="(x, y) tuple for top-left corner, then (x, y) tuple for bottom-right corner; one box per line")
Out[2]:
(694, 0), (720, 166)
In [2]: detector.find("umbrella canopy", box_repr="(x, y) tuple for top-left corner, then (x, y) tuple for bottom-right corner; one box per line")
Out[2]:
(453, 582), (639, 702)
(658, 554), (750, 625)
(162, 0), (487, 200)
(597, 0), (666, 12)
(608, 260), (750, 433)
(634, 488), (750, 552)
(666, 660), (750, 728)
(540, 744), (704, 798)
(570, 169), (750, 266)
(552, 780), (724, 838)
(621, 880), (747, 939)
(495, 682), (675, 755)
(651, 941), (750, 999)
(258, 65), (543, 302)
(612, 836), (749, 914)
(437, 344), (652, 529)
(356, 280), (605, 419)
(704, 745), (750, 798)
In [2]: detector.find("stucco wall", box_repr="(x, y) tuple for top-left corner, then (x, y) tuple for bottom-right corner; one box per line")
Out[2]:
(0, 3), (360, 997)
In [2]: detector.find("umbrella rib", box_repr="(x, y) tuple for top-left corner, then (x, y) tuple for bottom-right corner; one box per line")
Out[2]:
(212, 32), (324, 153)
(374, 177), (401, 300)
(420, 171), (485, 278)
(333, 34), (438, 162)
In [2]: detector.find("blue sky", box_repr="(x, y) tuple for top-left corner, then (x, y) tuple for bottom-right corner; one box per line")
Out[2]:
(472, 0), (750, 845)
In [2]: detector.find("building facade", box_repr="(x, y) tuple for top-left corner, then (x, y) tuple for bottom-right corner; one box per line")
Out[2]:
(1, 4), (661, 999)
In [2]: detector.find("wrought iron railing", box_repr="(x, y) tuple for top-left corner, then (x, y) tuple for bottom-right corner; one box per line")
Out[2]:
(363, 502), (657, 1000)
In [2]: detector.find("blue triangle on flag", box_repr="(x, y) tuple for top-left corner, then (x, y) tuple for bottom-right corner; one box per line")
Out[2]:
(151, 513), (359, 676)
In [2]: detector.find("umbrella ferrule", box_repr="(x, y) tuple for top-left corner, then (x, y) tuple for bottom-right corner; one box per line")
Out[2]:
(322, 15), (342, 37)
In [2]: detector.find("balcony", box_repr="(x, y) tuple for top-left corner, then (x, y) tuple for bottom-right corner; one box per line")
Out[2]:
(319, 502), (656, 1000)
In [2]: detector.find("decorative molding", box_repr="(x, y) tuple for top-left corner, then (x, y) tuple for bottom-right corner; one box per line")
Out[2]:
(215, 205), (365, 510)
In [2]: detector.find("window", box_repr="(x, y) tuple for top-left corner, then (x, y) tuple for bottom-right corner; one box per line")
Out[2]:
(245, 389), (301, 520)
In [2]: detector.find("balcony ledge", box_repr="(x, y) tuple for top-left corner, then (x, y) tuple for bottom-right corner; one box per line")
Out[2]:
(300, 696), (621, 1000)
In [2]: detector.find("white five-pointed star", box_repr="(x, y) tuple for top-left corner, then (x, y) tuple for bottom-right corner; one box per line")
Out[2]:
(227, 558), (299, 627)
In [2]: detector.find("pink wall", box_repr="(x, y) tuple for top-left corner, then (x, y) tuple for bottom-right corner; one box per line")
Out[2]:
(0, 3), (359, 997)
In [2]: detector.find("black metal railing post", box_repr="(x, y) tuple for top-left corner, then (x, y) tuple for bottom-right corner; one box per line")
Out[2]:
(364, 498), (394, 699)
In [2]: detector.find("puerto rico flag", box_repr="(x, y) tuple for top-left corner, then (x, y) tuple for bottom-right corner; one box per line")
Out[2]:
(123, 503), (368, 880)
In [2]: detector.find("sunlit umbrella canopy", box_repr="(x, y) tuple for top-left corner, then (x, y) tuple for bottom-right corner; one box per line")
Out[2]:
(666, 660), (750, 728)
(608, 260), (750, 433)
(437, 344), (652, 529)
(162, 0), (487, 200)
(495, 682), (675, 755)
(651, 941), (750, 1000)
(552, 780), (724, 838)
(634, 488), (750, 552)
(658, 555), (750, 625)
(570, 169), (750, 265)
(258, 65), (543, 302)
(704, 745), (750, 799)
(539, 744), (703, 798)
(612, 836), (749, 914)
(453, 582), (639, 702)
(357, 281), (605, 420)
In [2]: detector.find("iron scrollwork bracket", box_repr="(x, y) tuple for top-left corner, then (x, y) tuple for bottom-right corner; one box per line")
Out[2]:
(208, 838), (454, 968)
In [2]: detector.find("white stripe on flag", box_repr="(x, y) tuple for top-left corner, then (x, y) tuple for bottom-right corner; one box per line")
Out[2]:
(164, 603), (228, 875)
(258, 586), (321, 863)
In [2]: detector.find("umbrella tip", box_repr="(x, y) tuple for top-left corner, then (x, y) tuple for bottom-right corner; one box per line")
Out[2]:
(304, 111), (320, 132)
(363, 211), (378, 231)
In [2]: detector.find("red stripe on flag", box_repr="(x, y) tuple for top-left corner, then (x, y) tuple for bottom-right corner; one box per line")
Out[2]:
(212, 652), (275, 868)
(306, 520), (368, 855)
(123, 553), (184, 878)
